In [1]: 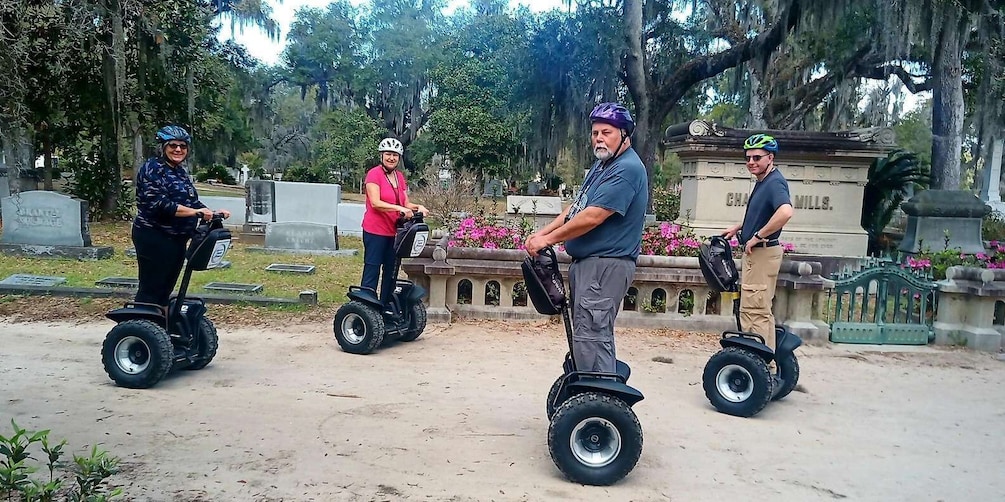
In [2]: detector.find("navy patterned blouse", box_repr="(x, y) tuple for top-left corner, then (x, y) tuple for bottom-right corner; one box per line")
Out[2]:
(133, 156), (206, 237)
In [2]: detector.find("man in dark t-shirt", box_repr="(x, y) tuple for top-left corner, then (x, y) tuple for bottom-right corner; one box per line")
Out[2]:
(524, 102), (648, 373)
(721, 134), (794, 355)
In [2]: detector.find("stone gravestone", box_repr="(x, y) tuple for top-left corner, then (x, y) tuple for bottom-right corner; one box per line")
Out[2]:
(483, 179), (505, 198)
(272, 181), (341, 226)
(246, 179), (276, 225)
(254, 221), (357, 256)
(980, 139), (1005, 217)
(0, 191), (112, 259)
(506, 195), (563, 215)
(0, 167), (9, 201)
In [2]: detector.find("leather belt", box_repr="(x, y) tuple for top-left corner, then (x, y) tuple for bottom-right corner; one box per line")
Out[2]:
(752, 239), (780, 248)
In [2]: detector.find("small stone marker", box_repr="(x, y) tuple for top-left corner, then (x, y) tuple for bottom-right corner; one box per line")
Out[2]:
(95, 277), (139, 289)
(204, 282), (264, 295)
(265, 263), (316, 274)
(0, 274), (66, 287)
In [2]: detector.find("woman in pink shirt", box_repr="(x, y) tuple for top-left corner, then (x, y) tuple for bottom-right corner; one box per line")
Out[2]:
(361, 137), (429, 307)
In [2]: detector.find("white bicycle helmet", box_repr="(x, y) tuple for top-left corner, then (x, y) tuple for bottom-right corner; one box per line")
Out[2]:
(378, 137), (404, 155)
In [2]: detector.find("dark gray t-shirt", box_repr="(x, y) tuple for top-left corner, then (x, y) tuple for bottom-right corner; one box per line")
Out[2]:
(740, 168), (791, 245)
(565, 147), (649, 260)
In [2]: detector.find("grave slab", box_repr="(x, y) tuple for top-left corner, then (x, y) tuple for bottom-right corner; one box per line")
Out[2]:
(0, 274), (67, 287)
(95, 277), (139, 289)
(204, 282), (264, 295)
(265, 263), (316, 274)
(0, 244), (113, 260)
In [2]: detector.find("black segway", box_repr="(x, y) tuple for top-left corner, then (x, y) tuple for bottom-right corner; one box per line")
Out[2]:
(524, 247), (644, 486)
(334, 213), (430, 354)
(102, 212), (232, 389)
(697, 236), (802, 418)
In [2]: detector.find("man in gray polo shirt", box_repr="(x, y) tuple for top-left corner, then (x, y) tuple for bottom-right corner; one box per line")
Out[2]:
(524, 102), (649, 373)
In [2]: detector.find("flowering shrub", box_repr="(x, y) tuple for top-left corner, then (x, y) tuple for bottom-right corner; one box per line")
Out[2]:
(642, 222), (702, 256)
(449, 218), (797, 256)
(904, 242), (1005, 280)
(641, 222), (795, 257)
(449, 216), (531, 250)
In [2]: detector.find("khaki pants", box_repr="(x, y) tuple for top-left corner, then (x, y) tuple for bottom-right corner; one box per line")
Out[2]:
(740, 245), (784, 349)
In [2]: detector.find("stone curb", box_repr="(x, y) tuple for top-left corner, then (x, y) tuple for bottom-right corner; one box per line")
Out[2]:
(0, 284), (306, 306)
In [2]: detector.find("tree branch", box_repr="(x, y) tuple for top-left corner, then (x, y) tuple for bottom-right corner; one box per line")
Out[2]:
(855, 63), (934, 93)
(654, 0), (803, 107)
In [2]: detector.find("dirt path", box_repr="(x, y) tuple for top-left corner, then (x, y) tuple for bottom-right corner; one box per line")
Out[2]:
(2, 318), (1004, 501)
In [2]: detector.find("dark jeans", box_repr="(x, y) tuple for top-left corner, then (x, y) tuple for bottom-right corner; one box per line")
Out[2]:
(362, 230), (397, 306)
(132, 225), (189, 308)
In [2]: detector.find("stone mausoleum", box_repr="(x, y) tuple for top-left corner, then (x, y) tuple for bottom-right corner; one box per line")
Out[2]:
(665, 121), (897, 257)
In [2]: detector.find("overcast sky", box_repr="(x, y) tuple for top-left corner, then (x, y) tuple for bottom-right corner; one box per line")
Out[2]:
(218, 0), (569, 66)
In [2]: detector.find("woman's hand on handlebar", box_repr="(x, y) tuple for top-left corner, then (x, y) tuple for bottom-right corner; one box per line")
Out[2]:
(416, 205), (429, 216)
(400, 207), (414, 219)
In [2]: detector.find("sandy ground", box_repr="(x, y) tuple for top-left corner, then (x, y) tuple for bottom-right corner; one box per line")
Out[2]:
(2, 317), (1005, 502)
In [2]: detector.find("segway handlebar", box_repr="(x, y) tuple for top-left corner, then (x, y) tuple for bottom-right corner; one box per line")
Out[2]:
(195, 211), (229, 222)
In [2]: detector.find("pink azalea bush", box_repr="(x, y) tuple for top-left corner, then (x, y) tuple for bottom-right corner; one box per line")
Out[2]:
(642, 222), (795, 257)
(904, 241), (1005, 279)
(449, 216), (529, 250)
(449, 218), (796, 256)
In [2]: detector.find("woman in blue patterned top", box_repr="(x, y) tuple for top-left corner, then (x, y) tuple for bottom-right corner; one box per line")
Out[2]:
(132, 125), (231, 311)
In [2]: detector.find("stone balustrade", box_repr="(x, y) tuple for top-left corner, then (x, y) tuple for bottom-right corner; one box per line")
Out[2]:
(936, 266), (1005, 351)
(403, 237), (834, 343)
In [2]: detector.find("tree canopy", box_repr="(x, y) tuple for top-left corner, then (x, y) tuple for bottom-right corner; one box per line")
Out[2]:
(1, 0), (1002, 219)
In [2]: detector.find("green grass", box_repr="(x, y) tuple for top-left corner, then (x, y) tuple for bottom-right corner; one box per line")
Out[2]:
(0, 221), (365, 308)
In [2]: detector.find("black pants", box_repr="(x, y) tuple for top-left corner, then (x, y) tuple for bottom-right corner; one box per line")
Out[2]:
(132, 225), (189, 308)
(361, 230), (397, 306)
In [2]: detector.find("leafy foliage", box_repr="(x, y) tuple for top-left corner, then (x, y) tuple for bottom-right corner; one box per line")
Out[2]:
(861, 150), (930, 247)
(0, 419), (122, 501)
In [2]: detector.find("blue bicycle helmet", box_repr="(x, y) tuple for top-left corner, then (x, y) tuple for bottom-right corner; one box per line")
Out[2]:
(589, 102), (636, 135)
(156, 125), (192, 144)
(743, 133), (778, 153)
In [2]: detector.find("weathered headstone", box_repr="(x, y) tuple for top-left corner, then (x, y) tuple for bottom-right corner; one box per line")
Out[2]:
(526, 181), (541, 196)
(899, 190), (990, 254)
(247, 180), (276, 224)
(0, 274), (66, 287)
(273, 181), (341, 226)
(483, 179), (505, 197)
(506, 195), (563, 215)
(252, 221), (357, 256)
(0, 191), (112, 259)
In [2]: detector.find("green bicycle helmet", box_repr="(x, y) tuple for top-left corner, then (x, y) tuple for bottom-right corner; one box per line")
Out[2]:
(743, 133), (778, 153)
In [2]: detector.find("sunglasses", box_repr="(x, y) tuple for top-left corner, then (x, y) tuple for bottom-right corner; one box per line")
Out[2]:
(745, 154), (769, 162)
(165, 143), (189, 151)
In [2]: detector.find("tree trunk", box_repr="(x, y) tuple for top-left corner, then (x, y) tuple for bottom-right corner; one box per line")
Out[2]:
(42, 130), (53, 191)
(930, 8), (968, 190)
(748, 69), (768, 129)
(622, 0), (655, 206)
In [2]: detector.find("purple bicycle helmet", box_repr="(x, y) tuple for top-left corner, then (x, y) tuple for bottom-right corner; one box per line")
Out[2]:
(590, 102), (635, 135)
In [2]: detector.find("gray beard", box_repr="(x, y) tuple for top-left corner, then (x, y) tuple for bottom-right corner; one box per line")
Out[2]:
(594, 148), (613, 161)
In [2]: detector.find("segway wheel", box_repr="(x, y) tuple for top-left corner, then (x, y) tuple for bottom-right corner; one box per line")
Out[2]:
(399, 302), (427, 342)
(546, 374), (565, 419)
(185, 317), (219, 371)
(772, 351), (800, 401)
(548, 392), (643, 486)
(333, 301), (385, 354)
(101, 320), (174, 389)
(702, 346), (774, 418)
